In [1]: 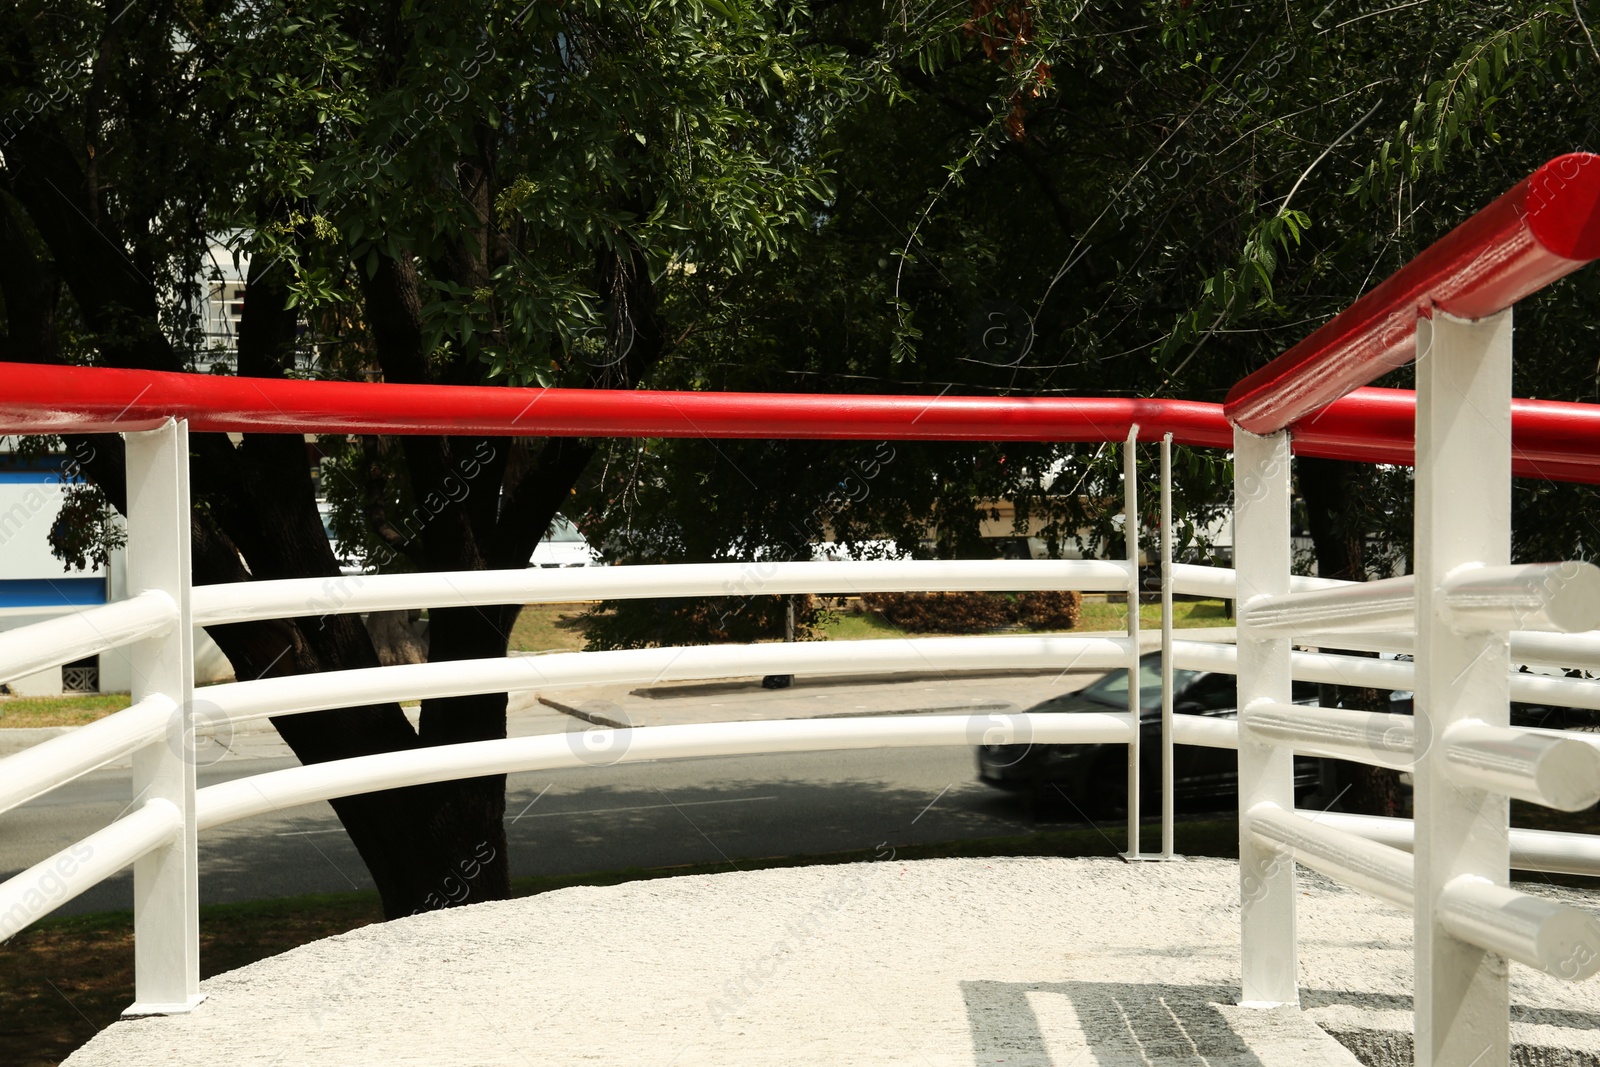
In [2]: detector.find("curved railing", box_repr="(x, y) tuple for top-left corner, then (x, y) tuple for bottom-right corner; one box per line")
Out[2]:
(0, 155), (1598, 1062)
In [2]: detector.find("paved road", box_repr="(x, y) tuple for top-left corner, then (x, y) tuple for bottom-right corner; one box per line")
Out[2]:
(2, 745), (1105, 916)
(4, 658), (1223, 918)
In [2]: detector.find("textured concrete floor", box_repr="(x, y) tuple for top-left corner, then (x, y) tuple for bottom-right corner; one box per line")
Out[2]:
(64, 856), (1600, 1066)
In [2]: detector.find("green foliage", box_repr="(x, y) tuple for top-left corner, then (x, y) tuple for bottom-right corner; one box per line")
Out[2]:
(582, 594), (821, 650)
(860, 590), (1015, 633)
(1014, 589), (1084, 631)
(203, 0), (862, 386)
(47, 483), (127, 573)
(576, 0), (1600, 589)
(12, 0), (1600, 595)
(859, 589), (1082, 633)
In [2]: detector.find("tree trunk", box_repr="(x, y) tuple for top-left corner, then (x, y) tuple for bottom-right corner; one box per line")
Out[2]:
(0, 64), (669, 917)
(1298, 456), (1404, 817)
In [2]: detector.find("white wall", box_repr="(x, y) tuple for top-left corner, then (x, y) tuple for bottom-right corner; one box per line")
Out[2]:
(0, 470), (235, 695)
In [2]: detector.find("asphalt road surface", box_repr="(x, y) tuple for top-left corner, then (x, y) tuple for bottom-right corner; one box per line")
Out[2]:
(1, 746), (1123, 917)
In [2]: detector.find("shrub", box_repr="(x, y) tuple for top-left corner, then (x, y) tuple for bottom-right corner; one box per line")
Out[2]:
(859, 591), (1015, 634)
(1013, 589), (1083, 631)
(583, 594), (820, 650)
(859, 589), (1084, 634)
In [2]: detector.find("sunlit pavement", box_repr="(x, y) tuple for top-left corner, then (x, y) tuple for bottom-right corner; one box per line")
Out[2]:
(62, 855), (1600, 1066)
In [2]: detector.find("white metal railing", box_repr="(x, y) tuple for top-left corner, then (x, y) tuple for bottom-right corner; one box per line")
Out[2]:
(2, 407), (1599, 1051)
(0, 590), (177, 687)
(194, 713), (1135, 830)
(0, 427), (1156, 1015)
(190, 558), (1134, 626)
(200, 634), (1136, 724)
(1228, 307), (1600, 1065)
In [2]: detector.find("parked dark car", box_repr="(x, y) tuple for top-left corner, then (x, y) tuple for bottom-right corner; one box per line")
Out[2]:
(976, 652), (1326, 813)
(979, 653), (1600, 815)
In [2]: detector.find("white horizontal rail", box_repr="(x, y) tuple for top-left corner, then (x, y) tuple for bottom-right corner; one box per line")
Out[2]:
(1503, 671), (1600, 712)
(204, 634), (1134, 725)
(1248, 802), (1414, 910)
(0, 799), (181, 942)
(196, 712), (1133, 830)
(191, 559), (1134, 627)
(0, 591), (176, 686)
(1507, 630), (1600, 671)
(1241, 700), (1415, 769)
(1174, 640), (1407, 688)
(0, 695), (175, 816)
(1443, 721), (1600, 812)
(1303, 810), (1600, 878)
(1177, 564), (1600, 671)
(1170, 563), (1341, 600)
(1172, 639), (1600, 711)
(1439, 562), (1600, 634)
(1172, 713), (1239, 749)
(1238, 576), (1416, 637)
(1438, 875), (1600, 980)
(1240, 563), (1600, 639)
(1295, 628), (1600, 673)
(1251, 804), (1600, 980)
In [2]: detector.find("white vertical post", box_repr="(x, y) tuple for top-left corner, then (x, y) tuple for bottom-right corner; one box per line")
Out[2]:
(1233, 425), (1297, 1007)
(1123, 425), (1141, 858)
(1413, 309), (1513, 1066)
(1159, 433), (1176, 859)
(123, 419), (203, 1016)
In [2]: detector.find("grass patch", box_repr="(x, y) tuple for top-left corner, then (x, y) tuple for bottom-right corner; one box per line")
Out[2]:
(817, 597), (1233, 640)
(509, 596), (1232, 654)
(0, 892), (384, 1067)
(814, 610), (907, 641)
(1075, 597), (1232, 632)
(508, 602), (594, 653)
(0, 693), (132, 729)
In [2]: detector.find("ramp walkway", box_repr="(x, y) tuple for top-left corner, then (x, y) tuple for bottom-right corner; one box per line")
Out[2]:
(63, 856), (1600, 1066)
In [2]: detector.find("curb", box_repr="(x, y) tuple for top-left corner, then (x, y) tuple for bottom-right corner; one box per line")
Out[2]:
(538, 693), (1017, 728)
(0, 725), (73, 756)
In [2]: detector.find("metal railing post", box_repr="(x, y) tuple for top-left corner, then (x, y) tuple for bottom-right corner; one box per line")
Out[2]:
(123, 418), (202, 1015)
(1233, 425), (1298, 1006)
(1159, 433), (1176, 859)
(1123, 425), (1141, 858)
(1413, 309), (1514, 1066)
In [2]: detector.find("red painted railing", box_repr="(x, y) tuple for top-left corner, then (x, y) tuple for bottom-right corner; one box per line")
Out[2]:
(10, 362), (1600, 482)
(1226, 153), (1600, 434)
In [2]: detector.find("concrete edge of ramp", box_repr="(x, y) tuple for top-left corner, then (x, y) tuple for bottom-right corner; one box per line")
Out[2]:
(62, 856), (1600, 1066)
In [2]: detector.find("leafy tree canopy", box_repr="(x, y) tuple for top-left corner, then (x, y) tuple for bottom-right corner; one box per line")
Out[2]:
(577, 0), (1600, 642)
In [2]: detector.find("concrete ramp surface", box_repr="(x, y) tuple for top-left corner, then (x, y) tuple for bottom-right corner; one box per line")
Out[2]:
(64, 856), (1600, 1065)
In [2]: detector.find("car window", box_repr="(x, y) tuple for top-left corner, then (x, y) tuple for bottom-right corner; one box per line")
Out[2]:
(544, 515), (586, 543)
(1080, 656), (1199, 712)
(1179, 672), (1237, 711)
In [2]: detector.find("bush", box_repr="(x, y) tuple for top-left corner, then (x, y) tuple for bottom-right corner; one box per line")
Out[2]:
(1013, 589), (1083, 630)
(858, 589), (1084, 634)
(858, 591), (1011, 634)
(583, 594), (820, 650)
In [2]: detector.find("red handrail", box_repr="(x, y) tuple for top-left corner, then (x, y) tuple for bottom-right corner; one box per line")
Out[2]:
(1226, 153), (1600, 434)
(2, 361), (1235, 442)
(9, 362), (1600, 482)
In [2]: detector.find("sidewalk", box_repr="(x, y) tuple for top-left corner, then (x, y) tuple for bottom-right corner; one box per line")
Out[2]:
(66, 855), (1600, 1066)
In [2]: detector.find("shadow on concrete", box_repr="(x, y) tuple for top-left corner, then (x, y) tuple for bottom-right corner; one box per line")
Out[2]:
(1301, 988), (1600, 1066)
(8, 746), (1127, 915)
(1303, 987), (1600, 1033)
(962, 980), (1265, 1066)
